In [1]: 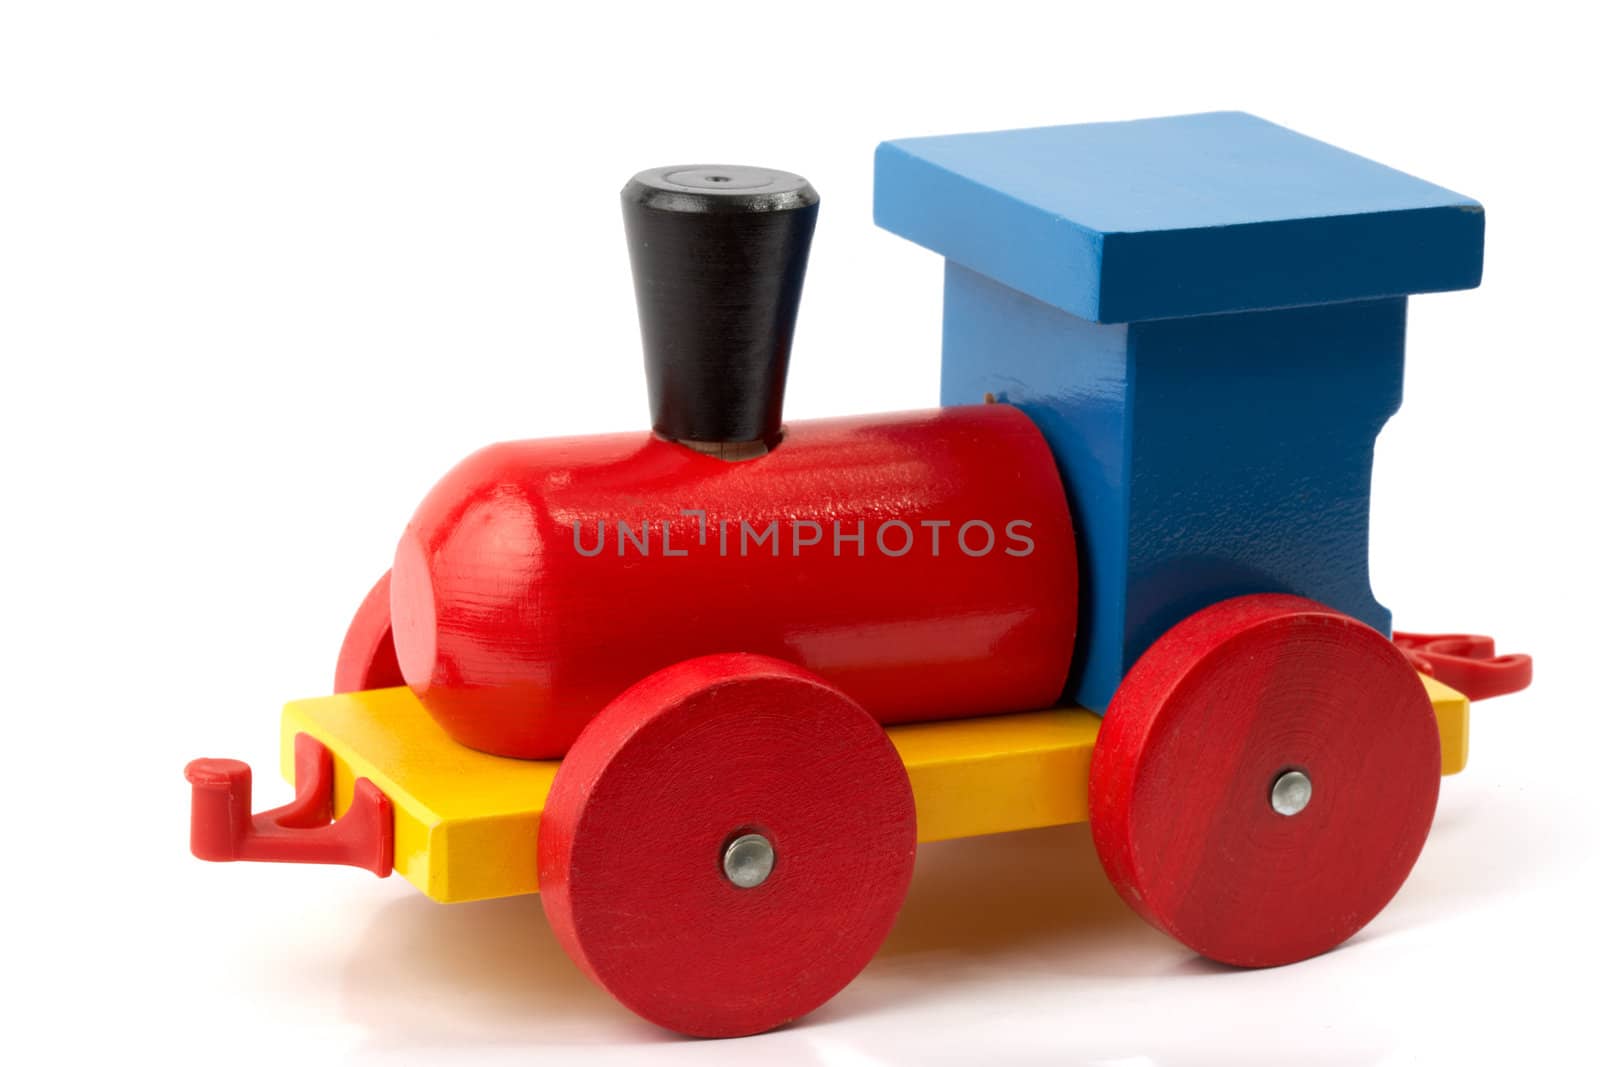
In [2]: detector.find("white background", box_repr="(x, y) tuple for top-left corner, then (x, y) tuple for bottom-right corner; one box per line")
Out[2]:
(3, 3), (1594, 1064)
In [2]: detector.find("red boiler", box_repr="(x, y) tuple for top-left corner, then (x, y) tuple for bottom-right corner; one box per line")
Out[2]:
(388, 404), (1077, 758)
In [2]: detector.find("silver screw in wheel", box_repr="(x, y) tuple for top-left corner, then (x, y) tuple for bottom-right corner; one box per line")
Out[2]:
(722, 833), (776, 888)
(1271, 770), (1313, 816)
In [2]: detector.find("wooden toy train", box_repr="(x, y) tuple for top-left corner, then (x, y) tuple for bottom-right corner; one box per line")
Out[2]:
(185, 113), (1532, 1038)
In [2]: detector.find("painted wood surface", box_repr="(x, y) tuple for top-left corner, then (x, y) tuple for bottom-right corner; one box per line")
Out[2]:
(1088, 594), (1442, 968)
(390, 404), (1077, 758)
(537, 654), (917, 1037)
(875, 111), (1483, 324)
(277, 668), (1467, 904)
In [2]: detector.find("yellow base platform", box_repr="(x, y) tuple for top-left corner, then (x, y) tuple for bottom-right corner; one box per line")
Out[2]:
(281, 676), (1469, 904)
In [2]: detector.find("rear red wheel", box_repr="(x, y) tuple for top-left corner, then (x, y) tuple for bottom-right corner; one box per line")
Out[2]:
(538, 653), (917, 1037)
(1089, 594), (1441, 968)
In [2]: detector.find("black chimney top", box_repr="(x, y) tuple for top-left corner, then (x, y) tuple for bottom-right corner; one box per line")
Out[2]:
(622, 165), (819, 448)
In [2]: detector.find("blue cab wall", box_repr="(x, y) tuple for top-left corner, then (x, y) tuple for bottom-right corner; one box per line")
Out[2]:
(942, 263), (1405, 712)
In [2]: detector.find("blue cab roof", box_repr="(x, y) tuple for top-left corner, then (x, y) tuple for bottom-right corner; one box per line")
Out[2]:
(874, 111), (1484, 323)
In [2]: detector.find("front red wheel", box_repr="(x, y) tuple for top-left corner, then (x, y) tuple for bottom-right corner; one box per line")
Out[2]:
(333, 571), (404, 694)
(538, 653), (917, 1037)
(1089, 594), (1441, 968)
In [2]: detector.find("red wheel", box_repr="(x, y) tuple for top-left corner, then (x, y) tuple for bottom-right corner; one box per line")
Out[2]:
(1089, 594), (1441, 968)
(538, 653), (917, 1037)
(333, 571), (404, 694)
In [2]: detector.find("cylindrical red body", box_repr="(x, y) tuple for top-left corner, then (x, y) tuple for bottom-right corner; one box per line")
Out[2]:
(391, 404), (1077, 758)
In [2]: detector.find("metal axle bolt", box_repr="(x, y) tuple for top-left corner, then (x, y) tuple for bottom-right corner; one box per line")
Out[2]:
(722, 833), (775, 888)
(1271, 770), (1313, 816)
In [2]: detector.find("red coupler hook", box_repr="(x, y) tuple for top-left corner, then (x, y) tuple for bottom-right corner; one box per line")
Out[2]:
(1393, 632), (1533, 701)
(185, 733), (393, 876)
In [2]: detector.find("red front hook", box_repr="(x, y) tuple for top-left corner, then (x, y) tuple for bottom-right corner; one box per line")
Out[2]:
(1394, 631), (1533, 702)
(185, 733), (393, 877)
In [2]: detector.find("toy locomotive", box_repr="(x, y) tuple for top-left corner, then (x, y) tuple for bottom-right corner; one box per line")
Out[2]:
(185, 112), (1532, 1038)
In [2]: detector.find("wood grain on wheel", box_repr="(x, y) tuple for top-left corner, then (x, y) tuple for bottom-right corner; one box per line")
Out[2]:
(1089, 594), (1441, 968)
(538, 653), (917, 1037)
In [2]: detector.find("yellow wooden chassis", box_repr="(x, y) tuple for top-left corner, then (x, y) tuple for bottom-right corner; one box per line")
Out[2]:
(281, 676), (1469, 904)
